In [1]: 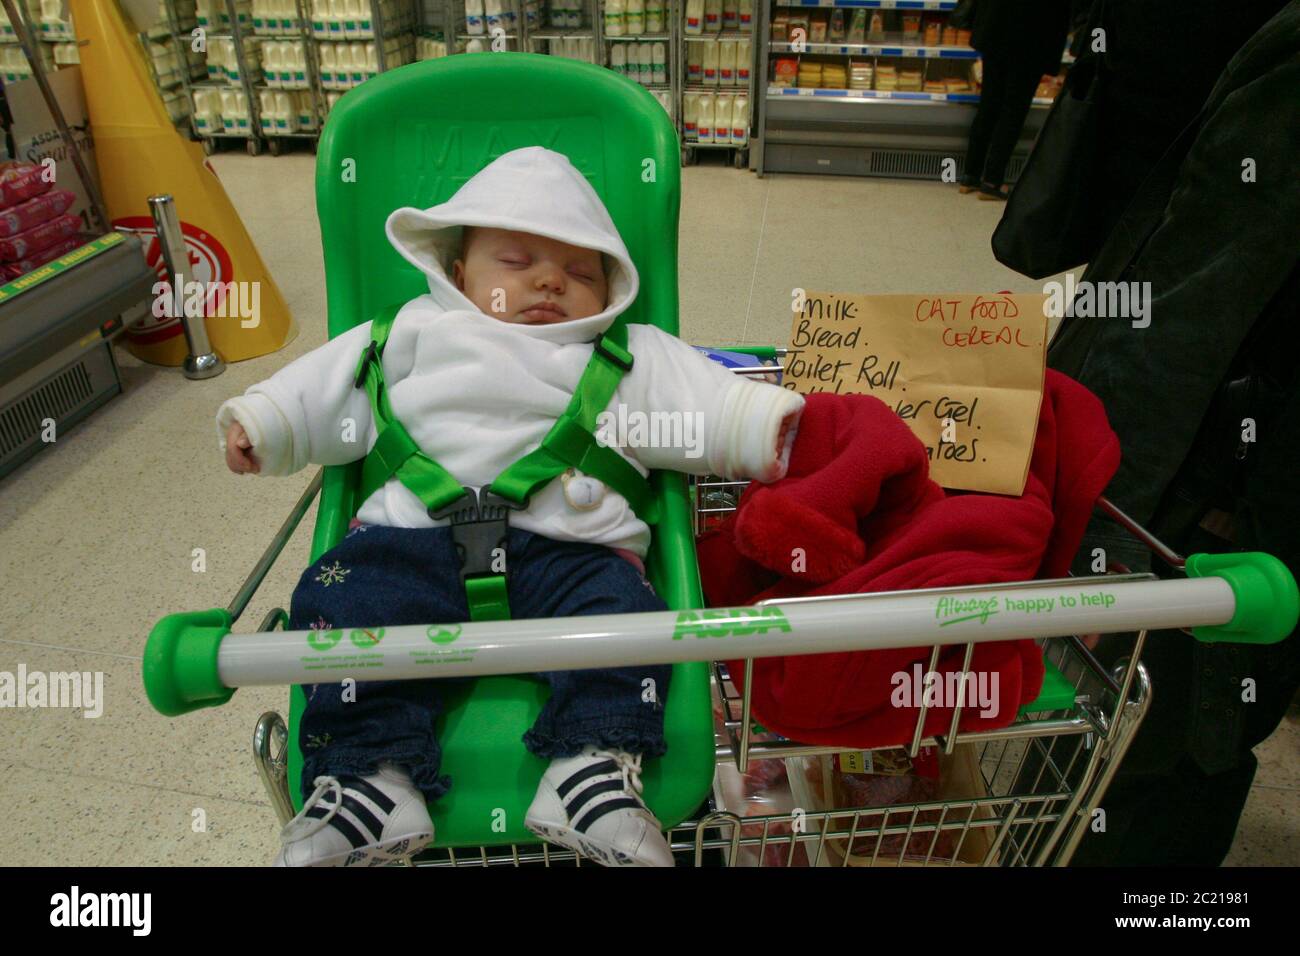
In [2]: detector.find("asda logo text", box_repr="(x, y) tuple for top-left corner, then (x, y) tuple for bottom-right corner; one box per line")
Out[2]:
(672, 607), (792, 640)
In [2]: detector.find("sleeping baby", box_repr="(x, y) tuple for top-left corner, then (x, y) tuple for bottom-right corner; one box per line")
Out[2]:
(217, 146), (803, 867)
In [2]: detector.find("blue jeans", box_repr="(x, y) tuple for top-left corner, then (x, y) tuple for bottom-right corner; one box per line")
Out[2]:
(287, 524), (671, 801)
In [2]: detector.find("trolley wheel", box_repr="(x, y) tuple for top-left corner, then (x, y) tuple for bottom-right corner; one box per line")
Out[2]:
(202, 137), (218, 156)
(246, 137), (264, 157)
(268, 137), (283, 157)
(308, 137), (318, 154)
(732, 149), (745, 169)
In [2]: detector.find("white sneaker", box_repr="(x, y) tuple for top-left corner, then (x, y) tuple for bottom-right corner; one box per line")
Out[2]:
(273, 763), (435, 867)
(525, 747), (674, 867)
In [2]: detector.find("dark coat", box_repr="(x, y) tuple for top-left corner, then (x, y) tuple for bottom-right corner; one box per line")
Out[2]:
(971, 0), (1072, 76)
(1048, 1), (1300, 865)
(1082, 0), (1289, 254)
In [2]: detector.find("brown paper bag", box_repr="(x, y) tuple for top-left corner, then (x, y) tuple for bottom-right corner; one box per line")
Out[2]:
(785, 291), (1048, 496)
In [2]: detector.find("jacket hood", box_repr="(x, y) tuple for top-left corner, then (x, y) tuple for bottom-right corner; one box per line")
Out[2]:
(385, 146), (639, 343)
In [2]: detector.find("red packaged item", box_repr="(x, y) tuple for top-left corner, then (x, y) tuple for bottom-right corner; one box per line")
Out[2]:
(0, 235), (85, 281)
(0, 161), (54, 209)
(0, 212), (82, 262)
(0, 189), (77, 238)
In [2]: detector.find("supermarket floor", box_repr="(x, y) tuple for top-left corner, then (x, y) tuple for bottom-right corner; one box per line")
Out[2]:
(1, 153), (1296, 866)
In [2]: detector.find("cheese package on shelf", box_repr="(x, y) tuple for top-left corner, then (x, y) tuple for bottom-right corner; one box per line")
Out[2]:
(796, 61), (822, 89)
(897, 68), (923, 91)
(828, 9), (846, 41)
(808, 12), (827, 43)
(847, 9), (866, 44)
(848, 59), (873, 90)
(772, 56), (797, 87)
(821, 62), (846, 89)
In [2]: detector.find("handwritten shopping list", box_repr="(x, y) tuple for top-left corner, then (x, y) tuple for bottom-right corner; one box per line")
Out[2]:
(783, 292), (1049, 496)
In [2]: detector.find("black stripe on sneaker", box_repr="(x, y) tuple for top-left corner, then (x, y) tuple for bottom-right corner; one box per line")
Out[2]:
(556, 760), (619, 799)
(346, 777), (397, 815)
(340, 795), (386, 841)
(563, 778), (626, 819)
(572, 797), (642, 834)
(319, 808), (371, 848)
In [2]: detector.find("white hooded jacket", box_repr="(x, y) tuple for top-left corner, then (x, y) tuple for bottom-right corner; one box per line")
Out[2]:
(216, 147), (804, 557)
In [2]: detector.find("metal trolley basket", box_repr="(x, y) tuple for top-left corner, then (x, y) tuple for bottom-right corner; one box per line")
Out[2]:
(146, 350), (1297, 868)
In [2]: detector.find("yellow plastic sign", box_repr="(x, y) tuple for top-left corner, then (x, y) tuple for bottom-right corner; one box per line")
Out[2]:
(71, 0), (296, 365)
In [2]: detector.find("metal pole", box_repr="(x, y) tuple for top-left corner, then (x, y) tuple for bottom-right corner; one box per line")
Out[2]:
(148, 192), (225, 378)
(1, 0), (111, 231)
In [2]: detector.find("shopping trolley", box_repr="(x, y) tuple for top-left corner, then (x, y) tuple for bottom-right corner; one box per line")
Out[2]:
(144, 54), (1298, 867)
(684, 358), (1266, 867)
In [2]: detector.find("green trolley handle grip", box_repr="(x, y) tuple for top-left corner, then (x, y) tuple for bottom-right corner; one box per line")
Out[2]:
(144, 608), (236, 717)
(1185, 552), (1299, 645)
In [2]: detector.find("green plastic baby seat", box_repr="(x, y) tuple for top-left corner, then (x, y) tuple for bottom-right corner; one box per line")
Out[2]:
(302, 52), (715, 849)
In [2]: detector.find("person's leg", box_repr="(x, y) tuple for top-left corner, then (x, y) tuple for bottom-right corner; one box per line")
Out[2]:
(962, 54), (1009, 187)
(288, 523), (469, 802)
(504, 529), (676, 866)
(980, 56), (1044, 191)
(501, 529), (671, 758)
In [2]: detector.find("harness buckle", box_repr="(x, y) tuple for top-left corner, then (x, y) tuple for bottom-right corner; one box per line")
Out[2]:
(592, 335), (634, 372)
(354, 340), (379, 389)
(429, 486), (525, 582)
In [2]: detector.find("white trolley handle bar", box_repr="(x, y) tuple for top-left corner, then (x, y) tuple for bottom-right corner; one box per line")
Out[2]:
(146, 552), (1294, 715)
(215, 576), (1234, 688)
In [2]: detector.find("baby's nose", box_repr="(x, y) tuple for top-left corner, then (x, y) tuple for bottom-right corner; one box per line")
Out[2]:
(535, 268), (565, 292)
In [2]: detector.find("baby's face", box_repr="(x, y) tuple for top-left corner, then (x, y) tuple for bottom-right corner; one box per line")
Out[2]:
(452, 227), (609, 325)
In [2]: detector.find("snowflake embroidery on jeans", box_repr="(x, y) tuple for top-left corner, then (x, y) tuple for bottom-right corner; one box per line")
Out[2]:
(308, 616), (332, 632)
(315, 561), (350, 587)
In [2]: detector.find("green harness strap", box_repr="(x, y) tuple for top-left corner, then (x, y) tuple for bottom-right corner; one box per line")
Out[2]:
(352, 304), (659, 622)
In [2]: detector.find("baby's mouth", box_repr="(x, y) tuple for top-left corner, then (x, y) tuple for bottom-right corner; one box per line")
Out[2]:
(519, 300), (568, 323)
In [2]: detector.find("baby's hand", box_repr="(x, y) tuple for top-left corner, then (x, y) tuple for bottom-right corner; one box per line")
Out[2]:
(225, 421), (261, 475)
(775, 417), (793, 460)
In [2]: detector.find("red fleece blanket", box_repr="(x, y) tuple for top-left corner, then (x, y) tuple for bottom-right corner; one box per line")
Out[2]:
(696, 370), (1120, 748)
